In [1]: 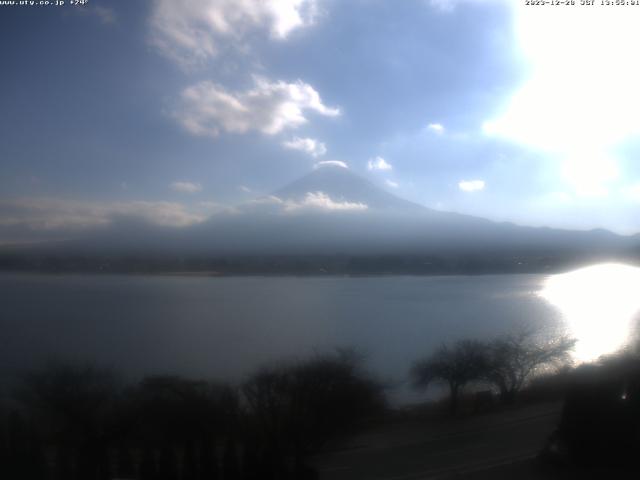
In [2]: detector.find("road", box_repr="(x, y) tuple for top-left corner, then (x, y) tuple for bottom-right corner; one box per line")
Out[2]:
(311, 402), (562, 480)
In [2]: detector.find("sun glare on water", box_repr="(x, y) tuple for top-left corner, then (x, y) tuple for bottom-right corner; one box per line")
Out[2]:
(540, 263), (640, 363)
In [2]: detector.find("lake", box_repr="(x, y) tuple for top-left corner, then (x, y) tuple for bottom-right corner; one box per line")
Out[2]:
(2, 266), (639, 403)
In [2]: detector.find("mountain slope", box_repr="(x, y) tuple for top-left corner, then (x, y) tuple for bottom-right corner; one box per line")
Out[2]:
(178, 165), (634, 258)
(273, 165), (425, 212)
(1, 165), (638, 273)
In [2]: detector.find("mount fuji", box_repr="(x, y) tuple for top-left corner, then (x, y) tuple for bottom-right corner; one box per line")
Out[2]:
(1, 164), (638, 274)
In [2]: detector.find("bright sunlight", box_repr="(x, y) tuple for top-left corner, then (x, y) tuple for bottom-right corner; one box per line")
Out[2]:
(540, 263), (640, 362)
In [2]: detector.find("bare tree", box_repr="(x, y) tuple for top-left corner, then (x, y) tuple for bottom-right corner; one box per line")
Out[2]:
(16, 363), (120, 479)
(485, 330), (576, 404)
(411, 340), (488, 415)
(129, 375), (238, 444)
(242, 350), (385, 476)
(17, 364), (119, 440)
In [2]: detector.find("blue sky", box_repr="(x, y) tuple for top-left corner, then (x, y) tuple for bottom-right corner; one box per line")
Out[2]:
(1, 0), (640, 242)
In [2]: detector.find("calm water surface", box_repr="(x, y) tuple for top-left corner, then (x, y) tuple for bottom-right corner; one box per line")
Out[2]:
(2, 270), (637, 402)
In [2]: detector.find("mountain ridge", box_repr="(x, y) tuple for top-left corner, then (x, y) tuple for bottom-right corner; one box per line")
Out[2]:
(0, 165), (638, 274)
(272, 164), (427, 212)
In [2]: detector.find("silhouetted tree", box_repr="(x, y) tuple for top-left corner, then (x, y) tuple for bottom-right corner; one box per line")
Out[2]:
(411, 339), (488, 415)
(3, 411), (46, 480)
(485, 331), (576, 404)
(241, 441), (261, 480)
(158, 444), (178, 480)
(222, 437), (240, 480)
(551, 353), (640, 468)
(199, 437), (218, 480)
(139, 446), (157, 480)
(115, 444), (135, 478)
(128, 375), (238, 447)
(5, 355), (382, 479)
(198, 438), (220, 480)
(182, 439), (197, 480)
(243, 350), (385, 474)
(16, 363), (120, 479)
(53, 445), (74, 480)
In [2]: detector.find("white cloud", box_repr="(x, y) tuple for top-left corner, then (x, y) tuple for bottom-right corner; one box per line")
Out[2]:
(246, 191), (368, 213)
(367, 156), (393, 171)
(426, 123), (445, 135)
(0, 198), (207, 230)
(150, 0), (319, 67)
(313, 160), (348, 169)
(247, 195), (284, 207)
(285, 192), (367, 212)
(385, 179), (399, 189)
(282, 137), (327, 157)
(176, 76), (339, 137)
(268, 0), (319, 38)
(170, 181), (203, 193)
(239, 185), (252, 193)
(458, 179), (485, 192)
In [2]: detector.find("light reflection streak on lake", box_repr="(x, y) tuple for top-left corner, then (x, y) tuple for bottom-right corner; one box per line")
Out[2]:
(539, 263), (640, 363)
